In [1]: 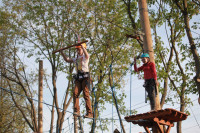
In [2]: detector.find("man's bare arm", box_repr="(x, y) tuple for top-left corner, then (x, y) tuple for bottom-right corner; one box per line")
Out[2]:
(60, 50), (73, 63)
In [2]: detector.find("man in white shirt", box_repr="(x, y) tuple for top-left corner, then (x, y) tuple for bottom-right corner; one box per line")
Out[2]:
(60, 43), (93, 118)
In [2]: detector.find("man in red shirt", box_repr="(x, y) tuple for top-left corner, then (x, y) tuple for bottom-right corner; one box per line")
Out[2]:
(134, 53), (158, 110)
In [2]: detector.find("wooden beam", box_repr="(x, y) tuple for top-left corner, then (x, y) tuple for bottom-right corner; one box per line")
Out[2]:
(38, 60), (43, 133)
(153, 118), (174, 127)
(154, 122), (164, 133)
(166, 125), (172, 133)
(52, 40), (88, 54)
(144, 126), (151, 133)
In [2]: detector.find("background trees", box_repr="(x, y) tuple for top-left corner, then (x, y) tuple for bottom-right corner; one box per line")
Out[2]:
(0, 0), (199, 133)
(0, 9), (30, 133)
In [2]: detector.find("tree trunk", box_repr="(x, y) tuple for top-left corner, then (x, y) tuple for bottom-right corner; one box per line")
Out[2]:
(50, 99), (55, 133)
(183, 9), (200, 101)
(177, 93), (185, 133)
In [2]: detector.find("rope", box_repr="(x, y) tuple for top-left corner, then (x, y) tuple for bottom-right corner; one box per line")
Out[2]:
(109, 64), (124, 132)
(105, 61), (134, 95)
(130, 63), (133, 133)
(189, 106), (200, 129)
(89, 60), (135, 133)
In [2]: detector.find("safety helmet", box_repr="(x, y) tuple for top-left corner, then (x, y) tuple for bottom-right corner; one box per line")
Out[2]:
(140, 53), (149, 58)
(75, 43), (87, 49)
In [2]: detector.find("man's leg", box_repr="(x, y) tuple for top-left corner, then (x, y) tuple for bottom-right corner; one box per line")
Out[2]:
(147, 85), (156, 110)
(82, 78), (93, 117)
(74, 80), (82, 115)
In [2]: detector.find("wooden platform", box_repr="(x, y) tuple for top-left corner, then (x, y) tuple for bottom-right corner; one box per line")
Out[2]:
(124, 108), (188, 133)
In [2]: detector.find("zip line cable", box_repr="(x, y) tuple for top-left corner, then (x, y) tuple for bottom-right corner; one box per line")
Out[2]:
(0, 86), (142, 122)
(189, 105), (200, 129)
(4, 84), (198, 130)
(0, 86), (148, 122)
(0, 86), (74, 114)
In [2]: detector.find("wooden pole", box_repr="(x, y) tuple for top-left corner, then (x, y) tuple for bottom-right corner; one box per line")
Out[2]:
(138, 0), (154, 61)
(138, 0), (162, 132)
(38, 60), (43, 133)
(138, 0), (161, 111)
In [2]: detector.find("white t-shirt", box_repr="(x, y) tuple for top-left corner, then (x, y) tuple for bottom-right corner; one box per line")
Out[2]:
(72, 54), (89, 73)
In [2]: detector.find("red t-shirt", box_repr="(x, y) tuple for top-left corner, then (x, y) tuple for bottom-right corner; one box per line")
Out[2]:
(134, 62), (157, 80)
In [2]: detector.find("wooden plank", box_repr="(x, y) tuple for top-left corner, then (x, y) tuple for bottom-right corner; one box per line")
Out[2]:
(125, 108), (188, 122)
(124, 108), (188, 133)
(130, 109), (171, 120)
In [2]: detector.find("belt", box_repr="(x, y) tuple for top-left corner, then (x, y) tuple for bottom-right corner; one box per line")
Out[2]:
(73, 72), (89, 80)
(78, 73), (89, 79)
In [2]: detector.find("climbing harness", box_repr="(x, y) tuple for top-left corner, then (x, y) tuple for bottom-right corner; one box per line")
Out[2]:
(143, 78), (157, 95)
(73, 71), (90, 81)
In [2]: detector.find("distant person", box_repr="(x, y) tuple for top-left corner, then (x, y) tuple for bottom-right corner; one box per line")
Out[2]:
(60, 42), (93, 118)
(134, 53), (158, 110)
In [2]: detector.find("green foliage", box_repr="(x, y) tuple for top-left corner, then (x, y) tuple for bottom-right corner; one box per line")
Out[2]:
(0, 9), (30, 133)
(1, 0), (200, 132)
(0, 90), (30, 133)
